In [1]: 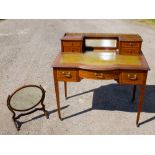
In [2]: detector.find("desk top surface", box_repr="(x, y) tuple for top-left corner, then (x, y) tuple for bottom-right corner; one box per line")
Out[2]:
(53, 52), (150, 71)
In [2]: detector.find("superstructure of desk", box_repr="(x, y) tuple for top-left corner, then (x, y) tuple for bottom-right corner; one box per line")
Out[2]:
(52, 33), (150, 126)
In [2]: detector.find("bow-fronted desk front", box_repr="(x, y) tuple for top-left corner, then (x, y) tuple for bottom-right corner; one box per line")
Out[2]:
(52, 33), (150, 126)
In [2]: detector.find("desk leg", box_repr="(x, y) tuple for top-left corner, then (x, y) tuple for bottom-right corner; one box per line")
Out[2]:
(64, 82), (67, 98)
(132, 85), (136, 102)
(136, 85), (145, 126)
(53, 70), (62, 120)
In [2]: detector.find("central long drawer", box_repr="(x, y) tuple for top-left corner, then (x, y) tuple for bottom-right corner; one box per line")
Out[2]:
(79, 70), (119, 80)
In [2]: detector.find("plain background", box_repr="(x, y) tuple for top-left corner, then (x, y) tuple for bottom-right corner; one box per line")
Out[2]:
(0, 0), (155, 155)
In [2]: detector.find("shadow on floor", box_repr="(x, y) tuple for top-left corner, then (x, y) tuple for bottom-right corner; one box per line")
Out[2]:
(63, 84), (155, 126)
(16, 105), (69, 129)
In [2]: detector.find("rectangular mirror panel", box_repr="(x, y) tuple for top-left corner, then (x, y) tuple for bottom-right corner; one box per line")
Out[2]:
(85, 39), (117, 48)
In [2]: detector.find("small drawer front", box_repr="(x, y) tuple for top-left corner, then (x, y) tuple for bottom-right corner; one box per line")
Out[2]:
(120, 72), (145, 85)
(120, 48), (140, 55)
(57, 69), (79, 81)
(63, 41), (81, 46)
(121, 42), (140, 48)
(79, 70), (119, 80)
(63, 46), (81, 52)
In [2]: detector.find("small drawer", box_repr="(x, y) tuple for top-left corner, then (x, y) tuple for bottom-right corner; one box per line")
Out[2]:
(79, 70), (119, 80)
(63, 41), (81, 46)
(120, 48), (140, 55)
(120, 72), (145, 85)
(57, 69), (79, 81)
(63, 46), (81, 52)
(121, 42), (140, 48)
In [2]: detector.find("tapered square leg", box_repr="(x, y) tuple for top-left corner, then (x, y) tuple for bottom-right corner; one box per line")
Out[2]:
(136, 85), (145, 127)
(64, 82), (67, 99)
(53, 69), (62, 120)
(132, 85), (136, 102)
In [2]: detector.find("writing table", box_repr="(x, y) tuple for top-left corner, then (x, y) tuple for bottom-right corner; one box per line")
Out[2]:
(53, 33), (150, 126)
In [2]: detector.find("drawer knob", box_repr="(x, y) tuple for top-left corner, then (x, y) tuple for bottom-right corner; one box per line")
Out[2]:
(128, 74), (137, 80)
(95, 73), (103, 78)
(62, 72), (72, 78)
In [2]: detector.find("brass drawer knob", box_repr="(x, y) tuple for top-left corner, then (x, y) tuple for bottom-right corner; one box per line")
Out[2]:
(128, 74), (137, 80)
(94, 73), (103, 78)
(62, 72), (71, 78)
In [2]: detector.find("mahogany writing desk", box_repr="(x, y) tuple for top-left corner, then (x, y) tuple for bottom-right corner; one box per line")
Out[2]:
(53, 33), (150, 126)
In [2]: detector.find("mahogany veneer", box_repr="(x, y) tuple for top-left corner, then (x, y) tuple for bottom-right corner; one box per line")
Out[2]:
(53, 33), (150, 127)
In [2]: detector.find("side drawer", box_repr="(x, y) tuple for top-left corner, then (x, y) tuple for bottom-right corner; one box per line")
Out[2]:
(63, 41), (81, 46)
(121, 42), (140, 48)
(119, 71), (146, 85)
(79, 70), (119, 80)
(63, 46), (81, 52)
(120, 47), (140, 55)
(56, 69), (79, 82)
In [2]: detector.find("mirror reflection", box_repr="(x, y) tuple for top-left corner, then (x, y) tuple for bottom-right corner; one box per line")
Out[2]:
(85, 39), (117, 48)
